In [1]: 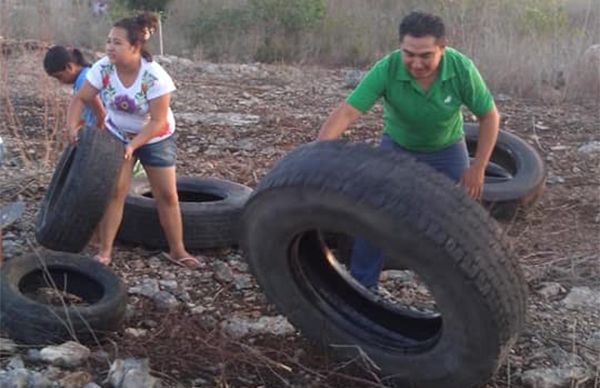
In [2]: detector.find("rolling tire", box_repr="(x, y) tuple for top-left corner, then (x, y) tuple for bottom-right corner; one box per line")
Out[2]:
(241, 140), (527, 388)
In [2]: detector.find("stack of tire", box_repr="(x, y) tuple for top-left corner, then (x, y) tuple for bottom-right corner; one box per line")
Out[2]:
(1, 127), (253, 345)
(1, 128), (128, 345)
(33, 127), (253, 253)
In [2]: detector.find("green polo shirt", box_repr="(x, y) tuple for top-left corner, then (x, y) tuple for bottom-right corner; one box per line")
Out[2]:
(346, 47), (494, 152)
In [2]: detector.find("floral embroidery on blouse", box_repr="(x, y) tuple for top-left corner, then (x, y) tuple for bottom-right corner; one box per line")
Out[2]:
(99, 64), (116, 102)
(114, 94), (137, 113)
(135, 70), (159, 107)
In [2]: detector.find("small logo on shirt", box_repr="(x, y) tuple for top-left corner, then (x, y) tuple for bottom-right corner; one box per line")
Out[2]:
(444, 95), (452, 104)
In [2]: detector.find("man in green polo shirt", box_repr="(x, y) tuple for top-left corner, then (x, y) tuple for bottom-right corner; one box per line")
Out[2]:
(318, 11), (500, 291)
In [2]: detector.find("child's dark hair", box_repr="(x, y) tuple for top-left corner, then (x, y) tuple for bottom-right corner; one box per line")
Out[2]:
(113, 12), (159, 62)
(399, 11), (446, 41)
(43, 46), (90, 75)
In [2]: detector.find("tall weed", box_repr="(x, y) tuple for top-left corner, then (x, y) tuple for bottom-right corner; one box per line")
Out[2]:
(1, 0), (598, 101)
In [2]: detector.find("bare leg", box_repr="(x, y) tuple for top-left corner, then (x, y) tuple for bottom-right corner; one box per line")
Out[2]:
(144, 165), (191, 260)
(96, 158), (135, 263)
(88, 227), (100, 249)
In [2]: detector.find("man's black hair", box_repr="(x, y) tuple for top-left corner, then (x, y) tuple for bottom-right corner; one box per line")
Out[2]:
(399, 11), (446, 41)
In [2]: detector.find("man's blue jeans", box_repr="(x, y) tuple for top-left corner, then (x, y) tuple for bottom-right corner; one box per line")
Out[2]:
(349, 134), (469, 288)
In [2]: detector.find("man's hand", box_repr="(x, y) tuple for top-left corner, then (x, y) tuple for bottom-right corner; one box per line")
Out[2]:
(460, 164), (485, 200)
(318, 102), (362, 140)
(462, 105), (500, 200)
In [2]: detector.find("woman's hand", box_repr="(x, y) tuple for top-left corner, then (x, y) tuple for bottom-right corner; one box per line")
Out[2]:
(95, 115), (106, 130)
(124, 143), (135, 161)
(64, 127), (80, 145)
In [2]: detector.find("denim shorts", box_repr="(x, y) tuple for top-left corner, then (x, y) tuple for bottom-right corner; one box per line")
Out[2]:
(133, 136), (177, 167)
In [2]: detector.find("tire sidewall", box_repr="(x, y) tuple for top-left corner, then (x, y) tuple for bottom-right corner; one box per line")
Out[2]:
(0, 252), (127, 344)
(125, 176), (251, 214)
(117, 176), (252, 249)
(464, 123), (546, 203)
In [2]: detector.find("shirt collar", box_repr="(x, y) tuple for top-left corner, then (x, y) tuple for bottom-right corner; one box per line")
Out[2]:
(396, 48), (456, 81)
(74, 67), (88, 85)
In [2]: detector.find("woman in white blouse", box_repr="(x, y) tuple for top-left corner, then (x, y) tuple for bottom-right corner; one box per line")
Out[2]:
(66, 12), (200, 269)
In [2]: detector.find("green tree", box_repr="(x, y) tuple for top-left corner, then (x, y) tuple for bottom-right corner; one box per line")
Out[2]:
(249, 0), (326, 34)
(249, 0), (326, 62)
(109, 0), (173, 25)
(119, 0), (173, 12)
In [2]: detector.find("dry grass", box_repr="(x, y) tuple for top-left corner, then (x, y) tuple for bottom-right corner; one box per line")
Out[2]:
(1, 0), (598, 102)
(115, 305), (392, 388)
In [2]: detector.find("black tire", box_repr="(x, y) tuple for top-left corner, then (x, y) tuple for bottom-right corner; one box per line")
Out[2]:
(0, 251), (127, 345)
(241, 141), (527, 388)
(465, 123), (546, 220)
(35, 127), (123, 252)
(116, 176), (253, 250)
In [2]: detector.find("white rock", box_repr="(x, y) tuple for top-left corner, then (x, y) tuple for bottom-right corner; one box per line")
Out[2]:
(586, 331), (600, 350)
(6, 355), (24, 369)
(0, 337), (18, 354)
(578, 141), (600, 154)
(124, 328), (148, 338)
(191, 305), (207, 315)
(129, 279), (160, 298)
(39, 341), (91, 367)
(152, 291), (180, 311)
(107, 358), (159, 388)
(213, 261), (234, 283)
(221, 315), (296, 339)
(521, 367), (591, 388)
(158, 279), (179, 293)
(59, 371), (93, 388)
(536, 282), (565, 299)
(233, 273), (254, 290)
(562, 287), (600, 311)
(547, 174), (565, 185)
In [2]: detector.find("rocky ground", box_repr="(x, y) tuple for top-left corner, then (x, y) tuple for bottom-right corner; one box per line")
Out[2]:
(0, 42), (599, 388)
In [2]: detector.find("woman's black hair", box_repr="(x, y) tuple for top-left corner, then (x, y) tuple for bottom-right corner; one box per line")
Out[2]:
(113, 12), (159, 62)
(43, 46), (90, 75)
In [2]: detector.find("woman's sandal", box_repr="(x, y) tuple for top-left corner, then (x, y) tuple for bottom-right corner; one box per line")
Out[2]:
(159, 252), (201, 269)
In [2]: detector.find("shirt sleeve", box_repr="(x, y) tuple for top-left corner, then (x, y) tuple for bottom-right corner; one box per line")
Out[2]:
(146, 63), (176, 100)
(345, 56), (388, 113)
(461, 60), (494, 117)
(85, 59), (105, 90)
